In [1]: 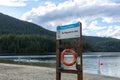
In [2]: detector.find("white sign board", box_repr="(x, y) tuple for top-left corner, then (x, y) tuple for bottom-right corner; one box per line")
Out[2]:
(56, 22), (80, 39)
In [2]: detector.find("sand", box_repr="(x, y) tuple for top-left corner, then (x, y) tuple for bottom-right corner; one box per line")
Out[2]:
(0, 63), (119, 80)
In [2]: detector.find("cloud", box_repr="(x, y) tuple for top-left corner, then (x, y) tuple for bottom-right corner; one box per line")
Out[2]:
(97, 26), (120, 39)
(1, 0), (37, 1)
(20, 0), (120, 39)
(112, 29), (120, 39)
(0, 1), (26, 6)
(0, 0), (38, 6)
(86, 20), (106, 30)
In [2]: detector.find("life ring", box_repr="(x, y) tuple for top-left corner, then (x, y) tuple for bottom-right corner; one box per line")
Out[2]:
(61, 49), (77, 66)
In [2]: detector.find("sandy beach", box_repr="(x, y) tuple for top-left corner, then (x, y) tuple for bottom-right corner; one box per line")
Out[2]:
(0, 63), (119, 80)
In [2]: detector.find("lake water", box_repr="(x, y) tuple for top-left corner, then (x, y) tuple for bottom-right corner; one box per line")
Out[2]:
(83, 52), (120, 77)
(0, 52), (120, 78)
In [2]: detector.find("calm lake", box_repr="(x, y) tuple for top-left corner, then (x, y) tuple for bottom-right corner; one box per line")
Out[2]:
(0, 52), (120, 78)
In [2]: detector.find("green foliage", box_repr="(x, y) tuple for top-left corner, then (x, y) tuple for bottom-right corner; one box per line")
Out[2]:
(0, 34), (120, 55)
(0, 35), (55, 55)
(0, 13), (120, 55)
(83, 36), (116, 44)
(0, 13), (55, 36)
(82, 41), (95, 52)
(0, 13), (56, 55)
(95, 40), (120, 52)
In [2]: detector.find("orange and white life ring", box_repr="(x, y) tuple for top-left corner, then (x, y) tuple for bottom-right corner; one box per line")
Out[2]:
(61, 49), (77, 66)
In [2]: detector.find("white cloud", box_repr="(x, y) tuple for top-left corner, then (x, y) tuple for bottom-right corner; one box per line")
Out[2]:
(0, 0), (38, 6)
(97, 26), (120, 39)
(108, 26), (120, 39)
(0, 1), (26, 6)
(1, 0), (37, 1)
(102, 17), (120, 23)
(86, 20), (106, 30)
(20, 0), (120, 39)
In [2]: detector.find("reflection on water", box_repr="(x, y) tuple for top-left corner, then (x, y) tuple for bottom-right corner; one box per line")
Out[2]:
(0, 52), (120, 78)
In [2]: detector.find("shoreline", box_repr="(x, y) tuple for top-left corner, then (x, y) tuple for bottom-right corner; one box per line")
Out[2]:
(0, 63), (119, 80)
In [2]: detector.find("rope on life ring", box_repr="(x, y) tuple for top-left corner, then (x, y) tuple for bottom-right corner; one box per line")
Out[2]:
(61, 49), (77, 66)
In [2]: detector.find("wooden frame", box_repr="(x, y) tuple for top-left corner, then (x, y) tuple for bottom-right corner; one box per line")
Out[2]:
(56, 22), (83, 80)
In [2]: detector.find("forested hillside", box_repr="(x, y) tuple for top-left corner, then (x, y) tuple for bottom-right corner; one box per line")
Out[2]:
(83, 36), (117, 44)
(94, 39), (120, 52)
(0, 13), (120, 55)
(0, 13), (55, 36)
(0, 35), (55, 55)
(0, 34), (119, 55)
(82, 36), (120, 52)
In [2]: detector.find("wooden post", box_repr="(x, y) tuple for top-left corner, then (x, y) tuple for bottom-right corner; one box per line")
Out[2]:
(56, 40), (61, 80)
(56, 22), (83, 80)
(77, 22), (83, 80)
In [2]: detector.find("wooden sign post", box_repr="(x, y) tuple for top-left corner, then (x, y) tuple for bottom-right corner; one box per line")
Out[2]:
(56, 22), (83, 80)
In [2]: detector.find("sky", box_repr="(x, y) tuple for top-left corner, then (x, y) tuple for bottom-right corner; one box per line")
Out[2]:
(0, 0), (120, 39)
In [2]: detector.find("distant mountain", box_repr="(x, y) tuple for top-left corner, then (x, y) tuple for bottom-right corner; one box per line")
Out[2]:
(83, 36), (118, 44)
(0, 13), (55, 36)
(83, 36), (120, 52)
(0, 13), (119, 54)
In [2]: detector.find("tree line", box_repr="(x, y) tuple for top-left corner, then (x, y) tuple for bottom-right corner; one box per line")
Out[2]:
(0, 34), (55, 55)
(0, 34), (120, 55)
